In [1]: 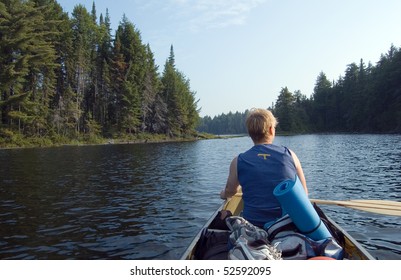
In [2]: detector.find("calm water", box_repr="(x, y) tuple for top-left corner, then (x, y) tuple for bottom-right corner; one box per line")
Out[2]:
(0, 134), (400, 260)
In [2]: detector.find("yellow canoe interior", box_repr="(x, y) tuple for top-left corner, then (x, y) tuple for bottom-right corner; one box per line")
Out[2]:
(181, 193), (374, 260)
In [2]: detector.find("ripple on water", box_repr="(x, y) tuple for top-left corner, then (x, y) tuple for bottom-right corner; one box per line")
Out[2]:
(0, 135), (400, 259)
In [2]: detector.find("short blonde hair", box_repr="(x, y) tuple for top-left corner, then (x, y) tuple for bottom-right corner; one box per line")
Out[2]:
(246, 108), (277, 142)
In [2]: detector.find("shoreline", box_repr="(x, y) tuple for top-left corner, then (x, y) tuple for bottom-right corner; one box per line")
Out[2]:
(0, 133), (228, 150)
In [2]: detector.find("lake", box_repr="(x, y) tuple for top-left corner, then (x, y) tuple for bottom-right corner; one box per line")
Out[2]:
(0, 134), (400, 259)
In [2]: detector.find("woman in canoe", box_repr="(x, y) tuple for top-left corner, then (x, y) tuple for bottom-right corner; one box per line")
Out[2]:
(220, 108), (308, 228)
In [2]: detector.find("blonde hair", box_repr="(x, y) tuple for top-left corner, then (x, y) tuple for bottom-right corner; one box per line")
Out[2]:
(246, 108), (277, 142)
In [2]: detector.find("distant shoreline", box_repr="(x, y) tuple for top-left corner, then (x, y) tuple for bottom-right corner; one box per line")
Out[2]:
(0, 132), (235, 150)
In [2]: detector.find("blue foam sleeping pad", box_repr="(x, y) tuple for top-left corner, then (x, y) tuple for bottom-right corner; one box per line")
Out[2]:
(273, 175), (332, 241)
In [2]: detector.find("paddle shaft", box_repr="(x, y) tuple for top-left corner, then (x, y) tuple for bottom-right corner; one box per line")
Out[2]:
(310, 199), (401, 216)
(227, 193), (401, 216)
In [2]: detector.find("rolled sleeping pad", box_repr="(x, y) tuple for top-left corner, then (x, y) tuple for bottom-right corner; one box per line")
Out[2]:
(273, 175), (332, 241)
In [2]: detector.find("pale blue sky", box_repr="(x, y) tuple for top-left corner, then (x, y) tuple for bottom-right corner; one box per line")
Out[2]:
(57, 0), (401, 117)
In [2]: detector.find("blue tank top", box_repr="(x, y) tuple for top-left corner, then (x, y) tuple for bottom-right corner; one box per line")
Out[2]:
(237, 144), (297, 227)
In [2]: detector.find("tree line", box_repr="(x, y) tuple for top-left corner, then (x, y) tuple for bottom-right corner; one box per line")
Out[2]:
(198, 44), (401, 135)
(197, 111), (247, 135)
(0, 0), (200, 146)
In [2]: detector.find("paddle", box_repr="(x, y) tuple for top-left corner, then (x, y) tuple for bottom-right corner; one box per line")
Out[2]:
(226, 192), (401, 216)
(310, 199), (401, 216)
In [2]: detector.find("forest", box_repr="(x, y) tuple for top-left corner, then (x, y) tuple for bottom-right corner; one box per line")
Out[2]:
(198, 44), (401, 135)
(0, 0), (200, 147)
(2, 1), (401, 149)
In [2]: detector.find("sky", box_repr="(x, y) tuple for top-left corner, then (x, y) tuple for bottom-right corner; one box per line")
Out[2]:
(57, 0), (401, 118)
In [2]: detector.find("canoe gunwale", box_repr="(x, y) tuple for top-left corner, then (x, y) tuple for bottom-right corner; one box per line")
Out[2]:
(180, 202), (225, 260)
(324, 215), (374, 260)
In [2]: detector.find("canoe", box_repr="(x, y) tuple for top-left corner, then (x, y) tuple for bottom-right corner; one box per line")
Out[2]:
(181, 193), (375, 260)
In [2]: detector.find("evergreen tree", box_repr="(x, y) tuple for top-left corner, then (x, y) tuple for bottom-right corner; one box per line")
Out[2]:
(142, 44), (166, 133)
(368, 45), (401, 132)
(110, 29), (126, 131)
(311, 72), (332, 131)
(292, 90), (310, 132)
(161, 45), (199, 136)
(274, 87), (296, 132)
(86, 0), (100, 134)
(161, 45), (180, 135)
(69, 4), (96, 134)
(96, 9), (113, 130)
(35, 0), (74, 137)
(341, 63), (359, 131)
(113, 16), (146, 134)
(0, 0), (59, 136)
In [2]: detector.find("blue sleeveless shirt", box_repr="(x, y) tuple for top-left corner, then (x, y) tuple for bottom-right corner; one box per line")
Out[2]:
(237, 144), (297, 227)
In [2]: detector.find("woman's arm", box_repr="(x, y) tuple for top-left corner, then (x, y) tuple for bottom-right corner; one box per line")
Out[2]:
(220, 156), (241, 199)
(289, 149), (308, 195)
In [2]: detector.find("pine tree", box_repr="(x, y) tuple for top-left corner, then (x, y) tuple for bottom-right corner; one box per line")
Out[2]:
(0, 0), (59, 136)
(96, 9), (113, 130)
(161, 45), (200, 136)
(31, 0), (71, 134)
(161, 46), (179, 135)
(274, 87), (296, 132)
(110, 30), (126, 131)
(112, 16), (146, 134)
(142, 44), (166, 133)
(69, 4), (97, 134)
(368, 45), (401, 132)
(311, 72), (332, 131)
